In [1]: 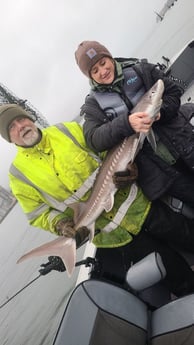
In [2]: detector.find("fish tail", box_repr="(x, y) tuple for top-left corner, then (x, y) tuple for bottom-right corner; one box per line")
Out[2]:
(17, 237), (76, 277)
(147, 128), (157, 152)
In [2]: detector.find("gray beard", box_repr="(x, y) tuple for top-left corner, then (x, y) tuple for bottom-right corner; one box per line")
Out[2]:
(21, 128), (41, 147)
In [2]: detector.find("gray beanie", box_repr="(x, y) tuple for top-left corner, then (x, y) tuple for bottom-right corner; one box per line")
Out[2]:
(0, 104), (33, 142)
(75, 40), (112, 77)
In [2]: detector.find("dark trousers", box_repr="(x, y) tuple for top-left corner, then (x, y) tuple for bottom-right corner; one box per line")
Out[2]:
(91, 200), (194, 297)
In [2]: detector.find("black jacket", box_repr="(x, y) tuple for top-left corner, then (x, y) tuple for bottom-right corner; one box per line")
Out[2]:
(81, 58), (194, 200)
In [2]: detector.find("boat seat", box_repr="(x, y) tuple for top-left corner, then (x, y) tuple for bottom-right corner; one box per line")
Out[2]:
(126, 252), (170, 307)
(126, 252), (166, 292)
(52, 279), (149, 345)
(151, 294), (194, 344)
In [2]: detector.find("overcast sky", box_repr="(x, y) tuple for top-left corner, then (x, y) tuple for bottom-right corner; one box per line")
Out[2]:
(0, 0), (165, 187)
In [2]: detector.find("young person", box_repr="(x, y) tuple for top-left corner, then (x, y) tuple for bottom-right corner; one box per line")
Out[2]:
(75, 40), (194, 210)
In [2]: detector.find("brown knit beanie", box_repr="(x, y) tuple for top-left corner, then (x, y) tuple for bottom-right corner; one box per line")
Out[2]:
(0, 104), (34, 142)
(75, 40), (112, 77)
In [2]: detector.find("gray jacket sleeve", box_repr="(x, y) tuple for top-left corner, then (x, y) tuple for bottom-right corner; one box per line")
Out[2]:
(82, 95), (135, 152)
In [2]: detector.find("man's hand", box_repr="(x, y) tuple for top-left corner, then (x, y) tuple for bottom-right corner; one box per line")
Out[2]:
(55, 218), (75, 237)
(55, 218), (90, 247)
(113, 162), (138, 189)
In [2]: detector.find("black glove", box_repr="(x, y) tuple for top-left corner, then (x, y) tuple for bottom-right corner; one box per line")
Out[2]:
(75, 226), (90, 247)
(55, 217), (90, 247)
(113, 162), (138, 189)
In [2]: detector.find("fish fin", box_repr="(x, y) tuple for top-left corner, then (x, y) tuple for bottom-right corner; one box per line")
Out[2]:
(68, 201), (95, 245)
(88, 223), (95, 242)
(147, 128), (157, 152)
(103, 192), (115, 212)
(68, 201), (85, 224)
(17, 237), (76, 277)
(129, 134), (142, 162)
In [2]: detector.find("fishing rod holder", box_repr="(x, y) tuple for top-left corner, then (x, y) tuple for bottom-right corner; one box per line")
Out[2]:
(39, 256), (99, 276)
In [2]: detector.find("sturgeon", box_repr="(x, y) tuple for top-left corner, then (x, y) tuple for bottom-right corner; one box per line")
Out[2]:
(17, 79), (164, 276)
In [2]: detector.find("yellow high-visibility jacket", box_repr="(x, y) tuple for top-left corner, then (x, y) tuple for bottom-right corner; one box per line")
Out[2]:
(9, 121), (151, 248)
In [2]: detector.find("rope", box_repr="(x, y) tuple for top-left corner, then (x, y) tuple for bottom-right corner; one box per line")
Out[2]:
(0, 274), (41, 309)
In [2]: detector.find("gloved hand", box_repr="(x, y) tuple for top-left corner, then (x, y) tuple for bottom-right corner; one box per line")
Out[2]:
(55, 217), (90, 247)
(112, 162), (138, 189)
(55, 218), (76, 237)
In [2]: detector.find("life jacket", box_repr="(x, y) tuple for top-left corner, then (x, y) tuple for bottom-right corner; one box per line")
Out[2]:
(91, 66), (145, 120)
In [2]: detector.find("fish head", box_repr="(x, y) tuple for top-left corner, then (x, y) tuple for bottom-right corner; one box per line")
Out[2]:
(143, 79), (165, 119)
(132, 79), (165, 119)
